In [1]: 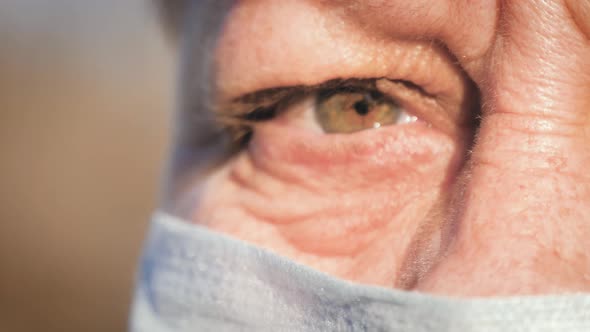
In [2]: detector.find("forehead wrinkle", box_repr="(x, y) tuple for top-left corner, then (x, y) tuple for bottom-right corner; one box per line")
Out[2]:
(215, 0), (491, 104)
(316, 0), (498, 64)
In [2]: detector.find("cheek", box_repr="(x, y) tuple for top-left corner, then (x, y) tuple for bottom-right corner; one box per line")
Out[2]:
(192, 120), (465, 260)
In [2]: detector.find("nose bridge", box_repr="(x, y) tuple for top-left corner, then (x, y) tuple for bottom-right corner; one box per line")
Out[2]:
(415, 1), (590, 296)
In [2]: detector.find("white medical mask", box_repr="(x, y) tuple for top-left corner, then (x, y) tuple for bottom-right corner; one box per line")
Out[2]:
(130, 212), (590, 332)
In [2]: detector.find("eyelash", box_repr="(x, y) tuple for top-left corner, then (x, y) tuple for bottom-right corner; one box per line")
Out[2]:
(217, 78), (423, 149)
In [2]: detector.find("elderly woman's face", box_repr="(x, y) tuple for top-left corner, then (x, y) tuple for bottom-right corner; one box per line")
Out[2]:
(171, 0), (590, 296)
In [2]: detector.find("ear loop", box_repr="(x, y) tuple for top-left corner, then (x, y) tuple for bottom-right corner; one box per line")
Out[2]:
(158, 0), (236, 217)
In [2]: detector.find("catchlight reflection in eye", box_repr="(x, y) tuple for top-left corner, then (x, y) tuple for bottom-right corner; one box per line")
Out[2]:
(315, 89), (416, 134)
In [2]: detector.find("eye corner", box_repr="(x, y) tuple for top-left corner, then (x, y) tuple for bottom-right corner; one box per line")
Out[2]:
(242, 106), (277, 121)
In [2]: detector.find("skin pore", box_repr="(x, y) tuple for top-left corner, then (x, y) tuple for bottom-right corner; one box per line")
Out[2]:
(170, 0), (590, 297)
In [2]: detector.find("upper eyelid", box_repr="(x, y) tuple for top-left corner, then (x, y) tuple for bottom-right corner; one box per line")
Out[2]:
(223, 79), (368, 115)
(219, 78), (421, 119)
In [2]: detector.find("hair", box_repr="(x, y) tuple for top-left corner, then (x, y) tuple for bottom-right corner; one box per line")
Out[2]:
(154, 0), (186, 38)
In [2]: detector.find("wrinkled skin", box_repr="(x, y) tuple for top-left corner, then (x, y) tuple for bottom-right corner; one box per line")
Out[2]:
(174, 0), (590, 297)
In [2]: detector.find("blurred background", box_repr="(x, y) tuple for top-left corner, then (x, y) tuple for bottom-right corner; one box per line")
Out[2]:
(0, 1), (173, 331)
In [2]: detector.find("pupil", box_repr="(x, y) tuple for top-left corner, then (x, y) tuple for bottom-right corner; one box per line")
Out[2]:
(353, 98), (370, 116)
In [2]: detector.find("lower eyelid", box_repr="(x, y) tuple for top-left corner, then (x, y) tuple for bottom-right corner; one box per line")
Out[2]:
(251, 114), (454, 167)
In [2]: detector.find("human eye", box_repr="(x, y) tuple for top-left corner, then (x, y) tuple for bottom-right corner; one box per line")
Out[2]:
(313, 81), (418, 134)
(218, 78), (422, 147)
(179, 1), (480, 286)
(215, 72), (476, 158)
